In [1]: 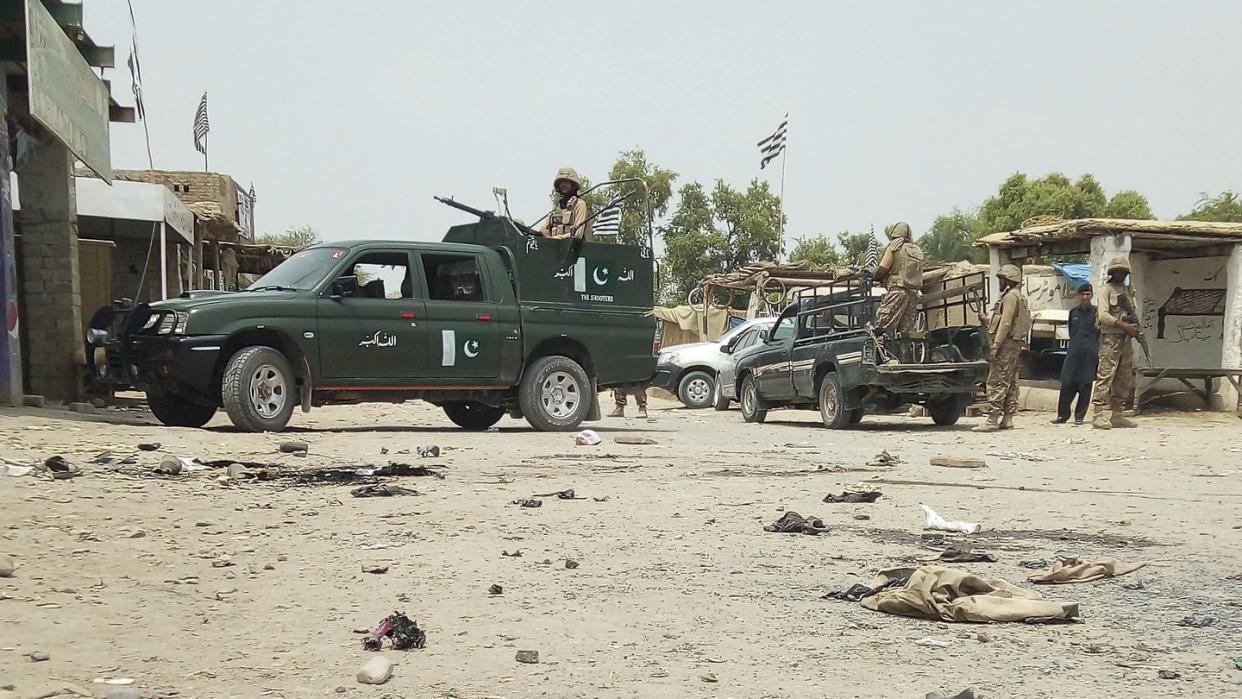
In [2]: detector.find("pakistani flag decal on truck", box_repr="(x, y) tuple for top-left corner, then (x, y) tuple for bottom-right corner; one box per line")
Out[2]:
(572, 257), (615, 302)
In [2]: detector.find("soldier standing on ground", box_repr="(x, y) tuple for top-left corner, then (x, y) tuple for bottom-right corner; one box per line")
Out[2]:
(1052, 283), (1099, 425)
(1091, 258), (1140, 429)
(973, 264), (1031, 432)
(608, 384), (648, 419)
(870, 222), (924, 362)
(539, 167), (593, 241)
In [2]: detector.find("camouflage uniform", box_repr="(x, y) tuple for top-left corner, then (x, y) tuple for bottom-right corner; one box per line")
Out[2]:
(1091, 258), (1139, 429)
(609, 385), (648, 418)
(974, 265), (1031, 432)
(873, 222), (924, 359)
(540, 167), (593, 241)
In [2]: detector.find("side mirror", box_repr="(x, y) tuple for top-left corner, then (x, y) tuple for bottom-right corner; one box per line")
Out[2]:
(330, 275), (358, 298)
(719, 343), (733, 355)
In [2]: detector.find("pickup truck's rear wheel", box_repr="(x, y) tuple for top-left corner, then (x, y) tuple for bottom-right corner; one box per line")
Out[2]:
(147, 391), (217, 428)
(519, 355), (591, 431)
(444, 401), (504, 430)
(678, 370), (715, 409)
(712, 375), (731, 411)
(739, 374), (767, 423)
(929, 396), (964, 426)
(818, 372), (852, 429)
(222, 346), (296, 433)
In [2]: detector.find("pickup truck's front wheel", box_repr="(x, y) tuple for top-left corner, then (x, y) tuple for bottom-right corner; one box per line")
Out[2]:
(222, 346), (296, 433)
(147, 391), (217, 428)
(519, 356), (591, 431)
(444, 401), (504, 430)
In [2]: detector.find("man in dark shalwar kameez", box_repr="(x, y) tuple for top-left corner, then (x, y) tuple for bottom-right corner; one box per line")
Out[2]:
(1051, 284), (1099, 425)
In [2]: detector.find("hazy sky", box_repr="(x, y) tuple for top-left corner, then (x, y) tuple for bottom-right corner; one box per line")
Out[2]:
(85, 0), (1241, 245)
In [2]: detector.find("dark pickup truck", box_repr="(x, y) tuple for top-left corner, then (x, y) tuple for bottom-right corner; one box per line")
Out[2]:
(729, 271), (990, 428)
(96, 212), (656, 433)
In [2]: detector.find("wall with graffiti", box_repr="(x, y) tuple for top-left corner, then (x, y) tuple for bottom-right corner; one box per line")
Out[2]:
(1137, 254), (1228, 369)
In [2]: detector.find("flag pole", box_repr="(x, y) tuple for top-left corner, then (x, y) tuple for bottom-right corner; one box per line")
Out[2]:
(203, 133), (208, 172)
(778, 139), (787, 254)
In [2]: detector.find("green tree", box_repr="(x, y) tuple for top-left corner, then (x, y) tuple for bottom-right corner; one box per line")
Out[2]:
(1179, 191), (1242, 222)
(836, 230), (875, 267)
(787, 234), (842, 270)
(921, 209), (986, 263)
(605, 149), (678, 246)
(258, 224), (321, 250)
(658, 179), (783, 304)
(978, 172), (1153, 233)
(1104, 190), (1155, 219)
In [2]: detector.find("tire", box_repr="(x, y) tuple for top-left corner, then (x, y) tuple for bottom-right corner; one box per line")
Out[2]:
(519, 355), (592, 431)
(443, 401), (504, 430)
(222, 346), (297, 433)
(739, 374), (767, 423)
(712, 376), (731, 411)
(147, 390), (217, 428)
(849, 407), (865, 425)
(929, 396), (964, 426)
(818, 372), (851, 429)
(678, 370), (715, 409)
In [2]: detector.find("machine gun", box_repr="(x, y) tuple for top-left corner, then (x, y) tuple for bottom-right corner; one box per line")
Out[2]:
(434, 196), (539, 236)
(1123, 309), (1152, 366)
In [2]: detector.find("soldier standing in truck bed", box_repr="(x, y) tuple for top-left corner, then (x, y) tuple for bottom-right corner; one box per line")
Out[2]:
(973, 264), (1032, 432)
(539, 167), (593, 241)
(870, 222), (924, 362)
(1091, 257), (1140, 429)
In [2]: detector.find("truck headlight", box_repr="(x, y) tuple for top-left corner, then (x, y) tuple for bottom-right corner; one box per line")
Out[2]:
(173, 311), (189, 334)
(663, 352), (679, 364)
(157, 312), (189, 335)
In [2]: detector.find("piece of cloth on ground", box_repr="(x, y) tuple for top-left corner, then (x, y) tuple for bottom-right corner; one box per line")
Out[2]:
(938, 548), (998, 563)
(764, 511), (828, 535)
(351, 484), (419, 497)
(860, 565), (1080, 623)
(823, 490), (882, 503)
(1027, 557), (1144, 584)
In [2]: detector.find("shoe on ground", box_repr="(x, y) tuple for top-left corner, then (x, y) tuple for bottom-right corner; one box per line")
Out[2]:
(637, 408), (649, 419)
(972, 421), (1001, 433)
(1050, 417), (1067, 424)
(1092, 418), (1112, 430)
(1110, 416), (1137, 428)
(1073, 419), (1084, 426)
(607, 407), (624, 418)
(999, 417), (1014, 429)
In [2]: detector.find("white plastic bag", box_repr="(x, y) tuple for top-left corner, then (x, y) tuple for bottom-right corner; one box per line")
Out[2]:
(920, 503), (981, 534)
(575, 429), (602, 446)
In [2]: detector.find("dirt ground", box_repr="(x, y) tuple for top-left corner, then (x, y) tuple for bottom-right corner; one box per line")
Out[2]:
(1, 396), (1240, 699)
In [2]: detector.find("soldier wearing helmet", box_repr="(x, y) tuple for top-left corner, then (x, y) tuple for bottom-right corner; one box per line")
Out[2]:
(1090, 257), (1141, 429)
(973, 264), (1032, 432)
(870, 222), (925, 361)
(539, 167), (593, 241)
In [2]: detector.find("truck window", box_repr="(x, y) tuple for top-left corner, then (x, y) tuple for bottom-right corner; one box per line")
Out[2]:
(772, 316), (796, 341)
(423, 254), (486, 302)
(351, 252), (413, 299)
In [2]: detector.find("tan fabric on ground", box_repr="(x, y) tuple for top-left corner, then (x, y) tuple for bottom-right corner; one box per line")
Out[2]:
(1027, 557), (1144, 584)
(860, 566), (1079, 623)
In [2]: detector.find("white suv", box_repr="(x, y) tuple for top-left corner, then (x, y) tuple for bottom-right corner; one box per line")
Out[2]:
(650, 318), (775, 408)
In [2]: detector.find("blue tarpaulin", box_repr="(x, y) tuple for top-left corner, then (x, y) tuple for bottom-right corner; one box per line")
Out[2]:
(1052, 263), (1091, 290)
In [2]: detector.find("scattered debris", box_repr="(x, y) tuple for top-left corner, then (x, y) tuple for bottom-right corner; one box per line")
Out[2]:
(938, 548), (998, 563)
(2, 460), (34, 477)
(575, 430), (602, 446)
(926, 689), (977, 699)
(362, 564), (389, 575)
(921, 504), (981, 534)
(154, 456), (207, 475)
(593, 496), (610, 502)
(1122, 580), (1146, 590)
(987, 451), (1052, 462)
(930, 456), (987, 469)
(356, 656), (394, 685)
(515, 650), (539, 664)
(822, 576), (905, 602)
(137, 442), (161, 451)
(914, 637), (950, 648)
(512, 498), (542, 508)
(29, 650), (50, 662)
(1157, 670), (1180, 680)
(564, 559), (579, 570)
(1019, 559), (1050, 570)
(362, 611), (426, 651)
(290, 463), (446, 485)
(700, 672), (718, 683)
(823, 490), (882, 504)
(1027, 557), (1144, 584)
(861, 566), (1080, 624)
(854, 514), (871, 521)
(417, 444), (440, 458)
(280, 440), (309, 453)
(488, 584), (503, 595)
(1177, 614), (1214, 628)
(351, 484), (419, 498)
(43, 456), (80, 480)
(533, 488), (583, 500)
(501, 550), (523, 558)
(868, 450), (901, 468)
(614, 436), (659, 445)
(764, 511), (828, 535)
(0, 555), (14, 577)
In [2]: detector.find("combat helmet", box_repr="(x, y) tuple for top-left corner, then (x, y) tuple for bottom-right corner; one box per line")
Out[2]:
(997, 264), (1022, 283)
(1106, 257), (1131, 274)
(887, 222), (913, 240)
(553, 167), (583, 191)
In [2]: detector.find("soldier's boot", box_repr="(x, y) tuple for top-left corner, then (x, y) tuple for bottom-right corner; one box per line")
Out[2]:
(999, 414), (1015, 430)
(607, 406), (624, 418)
(636, 402), (649, 419)
(1109, 404), (1137, 428)
(1091, 408), (1112, 430)
(972, 414), (1002, 432)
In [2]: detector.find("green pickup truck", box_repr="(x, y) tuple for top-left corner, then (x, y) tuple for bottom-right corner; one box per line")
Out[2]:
(100, 213), (656, 432)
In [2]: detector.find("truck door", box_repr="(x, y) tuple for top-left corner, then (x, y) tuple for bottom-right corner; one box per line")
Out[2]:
(416, 251), (503, 384)
(757, 315), (798, 400)
(316, 250), (428, 382)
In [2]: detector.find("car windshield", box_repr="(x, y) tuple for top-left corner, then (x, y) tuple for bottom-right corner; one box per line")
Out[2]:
(246, 247), (347, 291)
(720, 320), (772, 344)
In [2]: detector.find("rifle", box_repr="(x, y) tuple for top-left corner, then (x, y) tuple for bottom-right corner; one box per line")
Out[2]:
(434, 196), (539, 236)
(1118, 291), (1151, 366)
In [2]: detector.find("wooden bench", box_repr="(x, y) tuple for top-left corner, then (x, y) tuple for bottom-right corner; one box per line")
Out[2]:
(1132, 367), (1242, 414)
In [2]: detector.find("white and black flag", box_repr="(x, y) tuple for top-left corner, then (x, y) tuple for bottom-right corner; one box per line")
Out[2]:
(866, 225), (879, 269)
(593, 199), (623, 235)
(757, 114), (788, 170)
(193, 92), (210, 154)
(125, 0), (145, 122)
